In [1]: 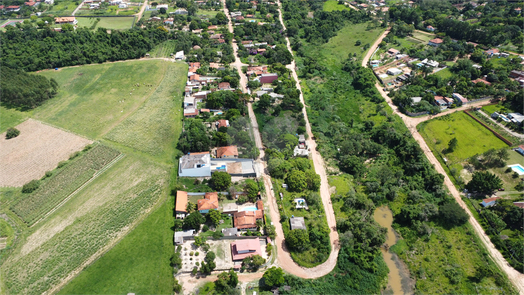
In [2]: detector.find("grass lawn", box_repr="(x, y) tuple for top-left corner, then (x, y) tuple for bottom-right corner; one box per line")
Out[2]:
(76, 17), (135, 30)
(411, 30), (435, 42)
(0, 155), (170, 294)
(57, 194), (175, 295)
(489, 149), (524, 191)
(104, 62), (187, 163)
(482, 103), (515, 116)
(418, 112), (508, 164)
(0, 106), (30, 133)
(45, 0), (78, 15)
(35, 60), (171, 139)
(320, 22), (385, 65)
(197, 9), (220, 17)
(178, 178), (213, 193)
(323, 0), (350, 11)
(433, 68), (452, 79)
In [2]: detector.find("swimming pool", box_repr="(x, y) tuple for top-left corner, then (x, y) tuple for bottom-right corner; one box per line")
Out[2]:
(240, 206), (257, 211)
(508, 164), (524, 175)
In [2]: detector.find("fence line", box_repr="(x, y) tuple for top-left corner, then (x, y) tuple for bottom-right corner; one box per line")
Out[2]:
(464, 110), (513, 146)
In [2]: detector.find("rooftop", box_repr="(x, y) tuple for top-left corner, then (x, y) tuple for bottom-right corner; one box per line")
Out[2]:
(290, 216), (306, 230)
(176, 191), (188, 212)
(180, 152), (210, 170)
(198, 192), (219, 211)
(217, 145), (238, 158)
(231, 239), (262, 260)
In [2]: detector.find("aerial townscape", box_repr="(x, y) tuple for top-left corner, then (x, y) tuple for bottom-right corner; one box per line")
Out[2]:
(1, 0), (524, 294)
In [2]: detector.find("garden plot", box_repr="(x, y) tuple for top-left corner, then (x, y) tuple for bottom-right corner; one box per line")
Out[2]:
(179, 240), (234, 272)
(0, 119), (92, 187)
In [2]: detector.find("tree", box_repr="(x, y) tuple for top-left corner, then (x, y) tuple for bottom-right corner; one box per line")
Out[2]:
(211, 172), (232, 191)
(215, 270), (238, 294)
(159, 7), (166, 14)
(257, 95), (272, 112)
(466, 171), (502, 194)
(340, 155), (365, 177)
(194, 235), (207, 247)
(1, 67), (58, 109)
(305, 170), (320, 191)
(22, 179), (40, 193)
(207, 209), (221, 227)
(6, 127), (20, 139)
(183, 211), (205, 230)
(174, 219), (183, 230)
(286, 229), (309, 251)
(267, 158), (292, 179)
(243, 254), (265, 271)
(446, 137), (458, 153)
(263, 267), (285, 288)
(264, 224), (276, 239)
(244, 182), (259, 202)
(286, 170), (307, 192)
(439, 202), (469, 227)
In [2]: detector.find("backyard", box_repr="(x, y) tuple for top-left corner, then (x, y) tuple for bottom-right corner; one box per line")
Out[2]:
(75, 17), (135, 30)
(45, 0), (78, 16)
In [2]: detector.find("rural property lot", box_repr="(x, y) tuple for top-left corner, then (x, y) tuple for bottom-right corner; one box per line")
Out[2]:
(1, 155), (170, 295)
(35, 60), (171, 139)
(0, 119), (92, 187)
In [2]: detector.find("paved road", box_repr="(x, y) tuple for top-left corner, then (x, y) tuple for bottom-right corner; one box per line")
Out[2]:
(363, 33), (524, 294)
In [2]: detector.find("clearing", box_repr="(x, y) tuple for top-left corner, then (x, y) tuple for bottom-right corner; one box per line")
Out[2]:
(323, 0), (350, 11)
(34, 60), (171, 139)
(104, 61), (187, 161)
(0, 106), (29, 133)
(76, 17), (135, 30)
(0, 119), (92, 187)
(1, 155), (170, 295)
(418, 112), (508, 164)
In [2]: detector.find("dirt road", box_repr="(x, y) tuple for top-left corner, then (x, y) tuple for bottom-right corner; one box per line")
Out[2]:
(135, 0), (148, 21)
(363, 33), (524, 294)
(222, 0), (249, 92)
(361, 29), (389, 67)
(71, 1), (84, 16)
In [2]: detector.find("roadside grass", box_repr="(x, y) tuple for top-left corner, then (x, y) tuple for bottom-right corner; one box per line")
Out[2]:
(104, 62), (187, 163)
(76, 17), (135, 30)
(0, 155), (170, 295)
(0, 106), (29, 133)
(323, 0), (350, 11)
(57, 194), (175, 295)
(433, 68), (452, 79)
(148, 40), (177, 58)
(35, 60), (169, 139)
(45, 1), (77, 15)
(319, 22), (385, 65)
(418, 112), (508, 164)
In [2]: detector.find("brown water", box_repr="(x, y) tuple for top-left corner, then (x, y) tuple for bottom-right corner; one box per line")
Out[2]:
(373, 206), (403, 295)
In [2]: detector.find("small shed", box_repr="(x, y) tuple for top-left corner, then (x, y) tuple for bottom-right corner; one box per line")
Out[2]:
(289, 217), (306, 230)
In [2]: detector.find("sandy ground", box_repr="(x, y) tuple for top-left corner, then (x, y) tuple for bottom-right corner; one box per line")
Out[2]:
(179, 272), (263, 295)
(362, 34), (524, 294)
(0, 119), (92, 187)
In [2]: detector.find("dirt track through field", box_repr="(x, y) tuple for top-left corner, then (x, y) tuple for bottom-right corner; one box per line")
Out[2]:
(0, 119), (92, 187)
(362, 32), (524, 294)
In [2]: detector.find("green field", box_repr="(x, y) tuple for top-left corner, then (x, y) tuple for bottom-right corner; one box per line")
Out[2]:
(35, 60), (172, 139)
(1, 155), (170, 294)
(411, 30), (435, 43)
(75, 17), (135, 30)
(320, 22), (385, 66)
(0, 106), (29, 133)
(57, 194), (175, 294)
(418, 112), (508, 163)
(323, 0), (350, 11)
(433, 68), (452, 79)
(104, 62), (187, 162)
(45, 0), (78, 15)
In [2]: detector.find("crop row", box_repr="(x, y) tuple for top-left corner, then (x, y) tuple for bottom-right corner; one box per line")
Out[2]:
(11, 145), (121, 225)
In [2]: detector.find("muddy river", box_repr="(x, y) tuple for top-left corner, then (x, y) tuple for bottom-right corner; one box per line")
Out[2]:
(373, 206), (414, 294)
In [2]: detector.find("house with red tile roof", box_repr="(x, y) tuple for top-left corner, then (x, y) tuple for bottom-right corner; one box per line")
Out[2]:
(428, 38), (443, 47)
(198, 192), (219, 213)
(217, 146), (238, 158)
(230, 239), (262, 260)
(176, 191), (188, 218)
(233, 210), (263, 230)
(481, 197), (501, 207)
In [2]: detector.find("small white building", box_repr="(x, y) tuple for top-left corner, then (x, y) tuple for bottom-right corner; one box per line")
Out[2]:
(156, 4), (168, 9)
(44, 0), (54, 4)
(174, 8), (188, 14)
(386, 68), (402, 76)
(175, 51), (185, 60)
(118, 3), (127, 8)
(179, 153), (211, 177)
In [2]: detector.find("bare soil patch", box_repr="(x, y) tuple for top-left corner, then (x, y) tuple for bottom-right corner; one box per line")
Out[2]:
(0, 119), (92, 187)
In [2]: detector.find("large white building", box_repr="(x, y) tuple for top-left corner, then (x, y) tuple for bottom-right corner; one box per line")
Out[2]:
(178, 153), (212, 177)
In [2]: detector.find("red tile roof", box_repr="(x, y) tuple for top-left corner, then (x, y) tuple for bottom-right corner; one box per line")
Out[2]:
(230, 239), (262, 260)
(217, 145), (238, 158)
(429, 38), (443, 44)
(482, 196), (501, 204)
(198, 192), (219, 211)
(233, 210), (263, 229)
(176, 191), (188, 212)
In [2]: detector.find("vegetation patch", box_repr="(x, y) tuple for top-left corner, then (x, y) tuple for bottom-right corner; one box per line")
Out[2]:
(10, 144), (120, 225)
(322, 0), (350, 12)
(1, 155), (170, 294)
(57, 194), (175, 294)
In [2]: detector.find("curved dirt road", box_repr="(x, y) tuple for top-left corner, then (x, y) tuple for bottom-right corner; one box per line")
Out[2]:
(363, 33), (524, 294)
(276, 0), (341, 277)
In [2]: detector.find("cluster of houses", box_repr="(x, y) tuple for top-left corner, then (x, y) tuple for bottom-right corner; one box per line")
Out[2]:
(0, 0), (52, 13)
(175, 190), (266, 263)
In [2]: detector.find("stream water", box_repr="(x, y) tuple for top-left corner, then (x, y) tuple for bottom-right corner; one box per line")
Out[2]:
(373, 206), (404, 294)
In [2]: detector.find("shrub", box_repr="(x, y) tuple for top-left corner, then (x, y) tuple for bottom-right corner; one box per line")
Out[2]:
(213, 230), (224, 239)
(6, 128), (20, 139)
(57, 161), (68, 168)
(22, 180), (40, 194)
(512, 172), (519, 178)
(190, 251), (194, 256)
(505, 167), (512, 173)
(203, 225), (209, 232)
